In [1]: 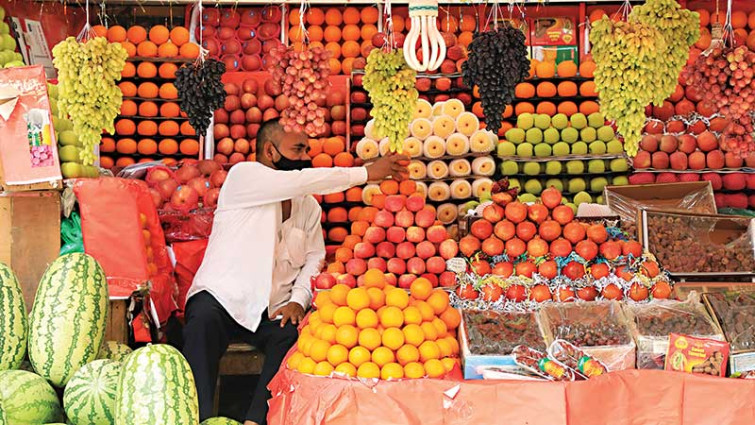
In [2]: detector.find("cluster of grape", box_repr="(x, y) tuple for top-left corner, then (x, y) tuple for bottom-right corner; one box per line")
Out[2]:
(683, 46), (755, 158)
(175, 58), (226, 137)
(52, 36), (127, 165)
(461, 25), (530, 135)
(590, 18), (666, 156)
(629, 0), (700, 104)
(270, 45), (331, 137)
(363, 49), (418, 153)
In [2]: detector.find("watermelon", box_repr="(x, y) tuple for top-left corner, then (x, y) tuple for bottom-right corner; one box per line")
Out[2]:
(201, 418), (242, 425)
(0, 370), (64, 423)
(115, 344), (199, 424)
(28, 253), (108, 387)
(0, 262), (27, 371)
(97, 341), (133, 362)
(63, 359), (121, 425)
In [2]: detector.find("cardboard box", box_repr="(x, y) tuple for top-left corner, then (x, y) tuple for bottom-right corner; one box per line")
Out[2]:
(0, 190), (60, 310)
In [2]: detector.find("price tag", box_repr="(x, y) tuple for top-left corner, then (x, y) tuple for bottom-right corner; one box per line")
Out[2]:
(446, 258), (466, 274)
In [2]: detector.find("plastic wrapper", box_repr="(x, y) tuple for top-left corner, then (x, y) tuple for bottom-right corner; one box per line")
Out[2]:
(158, 208), (215, 243)
(60, 211), (84, 255)
(641, 209), (755, 276)
(665, 333), (729, 377)
(512, 345), (576, 381)
(548, 340), (608, 378)
(539, 301), (636, 371)
(624, 294), (724, 370)
(463, 310), (546, 355)
(704, 291), (755, 353)
(604, 182), (716, 237)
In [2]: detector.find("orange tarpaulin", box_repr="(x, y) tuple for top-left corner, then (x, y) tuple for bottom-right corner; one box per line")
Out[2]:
(269, 366), (755, 425)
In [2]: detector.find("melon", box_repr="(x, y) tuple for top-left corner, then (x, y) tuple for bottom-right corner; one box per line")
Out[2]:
(28, 253), (109, 387)
(201, 418), (243, 425)
(115, 344), (199, 424)
(97, 341), (133, 362)
(0, 262), (27, 371)
(63, 359), (120, 425)
(0, 370), (64, 423)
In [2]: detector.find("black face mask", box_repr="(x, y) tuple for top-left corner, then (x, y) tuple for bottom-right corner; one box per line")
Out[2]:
(271, 144), (310, 171)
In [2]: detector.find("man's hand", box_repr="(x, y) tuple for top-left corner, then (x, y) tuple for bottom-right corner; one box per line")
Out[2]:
(365, 153), (410, 182)
(272, 302), (305, 327)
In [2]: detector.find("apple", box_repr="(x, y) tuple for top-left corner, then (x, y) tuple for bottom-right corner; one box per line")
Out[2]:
(367, 257), (387, 272)
(426, 225), (448, 243)
(364, 226), (387, 244)
(346, 258), (368, 276)
(354, 242), (376, 259)
(398, 274), (417, 289)
(396, 242), (416, 259)
(210, 170), (228, 188)
(203, 188), (220, 208)
(386, 226), (406, 243)
(170, 185), (200, 211)
(336, 273), (357, 288)
(414, 209), (435, 228)
(416, 241), (437, 259)
(407, 257), (426, 275)
(387, 258), (406, 275)
(148, 188), (163, 208)
(156, 178), (179, 200)
(314, 273), (336, 289)
(406, 226), (426, 243)
(439, 271), (456, 287)
(439, 239), (459, 260)
(146, 167), (174, 186)
(395, 210), (415, 228)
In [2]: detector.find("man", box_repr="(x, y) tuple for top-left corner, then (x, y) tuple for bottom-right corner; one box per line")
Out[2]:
(183, 119), (407, 425)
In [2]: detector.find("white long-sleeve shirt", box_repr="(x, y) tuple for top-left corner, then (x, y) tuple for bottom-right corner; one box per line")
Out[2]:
(187, 162), (368, 331)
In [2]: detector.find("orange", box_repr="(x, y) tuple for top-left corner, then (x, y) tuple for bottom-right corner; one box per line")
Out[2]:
(397, 344), (420, 366)
(381, 327), (405, 350)
(159, 83), (178, 99)
(341, 40), (360, 58)
(313, 361), (334, 376)
(419, 341), (440, 362)
(403, 306), (422, 326)
(308, 138), (324, 156)
(558, 101), (578, 116)
(420, 322), (438, 342)
(732, 11), (748, 29)
(536, 101), (557, 116)
(579, 61), (595, 78)
(158, 120), (179, 136)
(120, 100), (137, 116)
(92, 25), (108, 38)
(589, 9), (607, 23)
(289, 8), (302, 25)
(310, 339), (331, 362)
(414, 300), (435, 322)
(287, 351), (304, 370)
(361, 24), (378, 41)
(136, 41), (158, 57)
(458, 31), (473, 48)
(299, 335), (314, 356)
(345, 186), (362, 202)
(358, 328), (381, 350)
(169, 26), (190, 46)
(402, 324), (425, 347)
(335, 362), (357, 377)
(580, 81), (597, 97)
(314, 291), (332, 308)
(328, 58), (341, 75)
(180, 43), (200, 59)
(557, 81), (578, 97)
(137, 121), (157, 136)
(324, 26), (342, 43)
(127, 26), (147, 44)
(323, 136), (345, 155)
(119, 82), (137, 97)
(557, 60), (578, 77)
(357, 361), (380, 379)
(180, 139), (199, 155)
(356, 309), (378, 329)
(361, 7), (379, 24)
(347, 287), (370, 311)
(379, 179), (399, 195)
(580, 100), (600, 115)
(379, 306), (403, 328)
(515, 102), (535, 115)
(137, 62), (158, 78)
(137, 82), (159, 98)
(180, 122), (195, 136)
(343, 7), (360, 25)
(410, 278), (433, 301)
(158, 42), (179, 58)
(363, 269), (386, 289)
(121, 62), (136, 78)
(116, 138), (137, 154)
(403, 362), (425, 379)
(159, 62), (178, 79)
(121, 42), (137, 58)
(308, 26), (324, 42)
(333, 306), (356, 327)
(335, 324), (359, 349)
(115, 119), (136, 135)
(427, 290), (450, 315)
(342, 24), (360, 41)
(321, 324), (337, 344)
(386, 288), (409, 309)
(366, 287), (386, 310)
(515, 82), (535, 98)
(342, 58), (355, 74)
(371, 346), (395, 368)
(439, 308), (461, 330)
(325, 8), (343, 26)
(432, 317), (448, 337)
(334, 247), (352, 263)
(441, 357), (457, 373)
(149, 25), (170, 44)
(159, 139), (179, 155)
(535, 61), (555, 78)
(424, 359), (445, 378)
(137, 138), (158, 155)
(342, 235), (361, 251)
(326, 344), (349, 367)
(537, 82), (557, 97)
(288, 26), (304, 43)
(381, 362), (404, 380)
(107, 25), (127, 42)
(330, 284), (351, 306)
(296, 357), (316, 374)
(115, 157), (136, 167)
(160, 102), (180, 117)
(399, 180), (416, 195)
(136, 101), (156, 117)
(319, 303), (338, 324)
(348, 346), (371, 367)
(311, 153), (333, 168)
(100, 137), (116, 153)
(306, 8), (325, 25)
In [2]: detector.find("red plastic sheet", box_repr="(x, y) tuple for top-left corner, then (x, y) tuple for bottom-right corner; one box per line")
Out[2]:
(171, 239), (208, 317)
(269, 365), (755, 425)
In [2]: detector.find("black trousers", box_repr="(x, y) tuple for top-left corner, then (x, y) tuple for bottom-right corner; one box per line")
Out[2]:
(182, 291), (298, 424)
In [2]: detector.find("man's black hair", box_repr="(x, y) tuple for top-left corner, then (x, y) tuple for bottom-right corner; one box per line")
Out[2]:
(255, 119), (284, 155)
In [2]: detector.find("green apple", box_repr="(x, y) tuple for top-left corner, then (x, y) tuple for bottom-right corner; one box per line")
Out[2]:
(612, 175), (629, 186)
(561, 127), (579, 144)
(517, 113), (534, 130)
(523, 179), (543, 195)
(0, 22), (9, 36)
(553, 142), (570, 156)
(587, 159), (605, 174)
(61, 162), (83, 179)
(517, 143), (534, 157)
(566, 160), (584, 175)
(596, 195), (604, 204)
(508, 178), (522, 191)
(519, 193), (538, 203)
(566, 202), (578, 214)
(534, 143), (552, 157)
(534, 114), (551, 130)
(597, 126), (615, 142)
(543, 128), (560, 145)
(587, 112), (604, 128)
(573, 192), (593, 206)
(589, 141), (607, 154)
(505, 128), (526, 144)
(526, 128), (543, 145)
(497, 142), (516, 157)
(500, 160), (519, 176)
(580, 127), (597, 143)
(568, 178), (586, 193)
(544, 178), (564, 192)
(523, 162), (541, 176)
(545, 161), (562, 175)
(460, 200), (480, 215)
(1, 34), (16, 52)
(590, 177), (608, 193)
(4, 60), (23, 68)
(609, 158), (629, 172)
(552, 113), (569, 130)
(571, 142), (588, 155)
(570, 113), (587, 130)
(606, 139), (623, 154)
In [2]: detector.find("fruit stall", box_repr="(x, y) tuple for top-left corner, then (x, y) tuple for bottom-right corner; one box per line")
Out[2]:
(0, 0), (754, 424)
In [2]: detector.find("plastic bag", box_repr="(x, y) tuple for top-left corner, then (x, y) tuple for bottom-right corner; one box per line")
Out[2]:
(159, 208), (215, 243)
(704, 291), (755, 353)
(60, 211), (83, 255)
(463, 310), (546, 355)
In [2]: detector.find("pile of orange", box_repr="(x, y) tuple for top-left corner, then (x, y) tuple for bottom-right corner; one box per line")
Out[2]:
(287, 274), (461, 380)
(98, 24), (200, 59)
(308, 136), (359, 213)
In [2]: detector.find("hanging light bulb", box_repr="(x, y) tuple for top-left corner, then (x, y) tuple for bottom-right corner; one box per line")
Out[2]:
(403, 0), (446, 72)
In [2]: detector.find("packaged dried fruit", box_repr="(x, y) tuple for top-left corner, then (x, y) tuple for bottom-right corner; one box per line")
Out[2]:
(462, 310), (546, 355)
(640, 209), (755, 276)
(512, 345), (576, 381)
(548, 339), (608, 378)
(624, 294), (725, 370)
(539, 301), (636, 370)
(665, 333), (730, 377)
(703, 291), (755, 353)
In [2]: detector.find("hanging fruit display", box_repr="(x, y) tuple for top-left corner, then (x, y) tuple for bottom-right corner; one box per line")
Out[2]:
(52, 36), (128, 165)
(175, 58), (227, 137)
(363, 49), (418, 153)
(462, 24), (530, 135)
(271, 45), (331, 136)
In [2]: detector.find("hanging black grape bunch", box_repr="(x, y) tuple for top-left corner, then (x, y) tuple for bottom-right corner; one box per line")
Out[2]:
(175, 58), (227, 137)
(461, 23), (530, 134)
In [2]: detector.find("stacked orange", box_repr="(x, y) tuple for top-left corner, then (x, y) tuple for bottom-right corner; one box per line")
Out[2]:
(107, 24), (200, 60)
(287, 275), (461, 379)
(512, 60), (598, 118)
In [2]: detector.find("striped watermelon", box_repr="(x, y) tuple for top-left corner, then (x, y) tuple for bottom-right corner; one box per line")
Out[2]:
(28, 253), (108, 387)
(0, 262), (27, 371)
(97, 341), (133, 363)
(63, 359), (121, 425)
(115, 344), (199, 424)
(200, 418), (242, 425)
(0, 370), (64, 423)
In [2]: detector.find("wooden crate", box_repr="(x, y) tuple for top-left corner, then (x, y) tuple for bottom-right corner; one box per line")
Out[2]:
(0, 191), (61, 310)
(105, 298), (129, 344)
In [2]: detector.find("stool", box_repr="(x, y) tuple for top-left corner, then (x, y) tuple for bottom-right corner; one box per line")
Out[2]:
(213, 342), (265, 416)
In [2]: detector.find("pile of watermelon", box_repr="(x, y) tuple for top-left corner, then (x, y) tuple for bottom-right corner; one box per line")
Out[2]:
(0, 255), (235, 425)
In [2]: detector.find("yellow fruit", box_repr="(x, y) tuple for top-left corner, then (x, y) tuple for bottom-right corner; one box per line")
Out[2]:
(396, 344), (420, 366)
(314, 291), (332, 307)
(363, 268), (386, 288)
(379, 306), (404, 328)
(381, 362), (405, 380)
(414, 301), (435, 322)
(347, 287), (371, 311)
(330, 284), (351, 306)
(287, 351), (304, 370)
(309, 311), (322, 325)
(424, 359), (446, 378)
(358, 328), (381, 351)
(381, 327), (405, 351)
(310, 340), (331, 363)
(299, 336), (314, 356)
(410, 277), (433, 300)
(335, 362), (357, 377)
(402, 324), (425, 347)
(326, 344), (349, 367)
(318, 303), (338, 324)
(443, 336), (460, 355)
(371, 346), (395, 367)
(403, 361), (425, 379)
(441, 357), (457, 373)
(402, 306), (423, 325)
(335, 324), (359, 348)
(348, 346), (371, 367)
(366, 287), (386, 310)
(356, 309), (379, 329)
(432, 318), (448, 337)
(386, 288), (410, 309)
(435, 338), (453, 358)
(297, 357), (317, 374)
(333, 306), (356, 327)
(320, 324), (338, 344)
(313, 361), (335, 376)
(419, 341), (441, 362)
(357, 361), (381, 379)
(427, 290), (450, 314)
(421, 322), (439, 341)
(300, 325), (312, 337)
